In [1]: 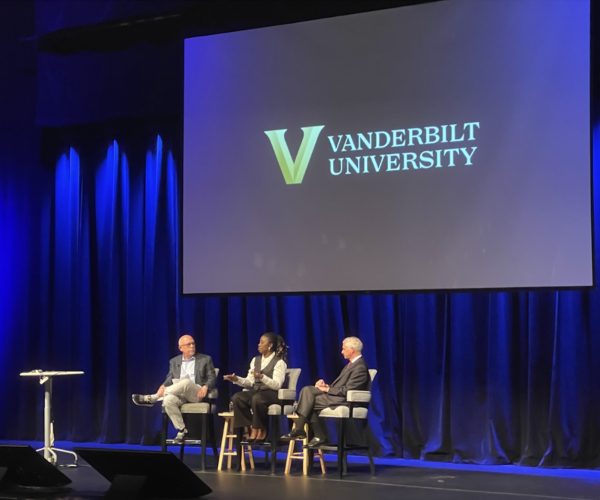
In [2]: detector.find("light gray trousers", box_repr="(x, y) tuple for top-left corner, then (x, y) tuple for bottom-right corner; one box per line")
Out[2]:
(163, 378), (202, 431)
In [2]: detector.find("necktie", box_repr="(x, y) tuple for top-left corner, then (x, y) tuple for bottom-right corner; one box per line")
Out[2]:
(346, 362), (352, 370)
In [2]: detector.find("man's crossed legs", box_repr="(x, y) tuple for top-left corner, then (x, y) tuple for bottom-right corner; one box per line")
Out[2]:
(282, 386), (332, 446)
(132, 378), (205, 443)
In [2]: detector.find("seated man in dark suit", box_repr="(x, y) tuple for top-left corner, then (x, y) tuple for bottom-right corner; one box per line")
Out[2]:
(132, 335), (216, 443)
(281, 336), (368, 447)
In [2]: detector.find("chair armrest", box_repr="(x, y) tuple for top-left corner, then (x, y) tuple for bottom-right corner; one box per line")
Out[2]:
(347, 390), (371, 403)
(208, 388), (218, 399)
(278, 389), (296, 400)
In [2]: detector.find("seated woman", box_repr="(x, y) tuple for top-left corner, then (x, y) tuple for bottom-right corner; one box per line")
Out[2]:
(224, 333), (288, 443)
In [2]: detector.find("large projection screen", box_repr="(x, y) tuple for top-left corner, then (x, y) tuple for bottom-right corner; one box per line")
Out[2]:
(183, 0), (591, 295)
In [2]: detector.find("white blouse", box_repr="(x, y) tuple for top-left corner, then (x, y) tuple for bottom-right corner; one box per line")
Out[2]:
(235, 352), (287, 391)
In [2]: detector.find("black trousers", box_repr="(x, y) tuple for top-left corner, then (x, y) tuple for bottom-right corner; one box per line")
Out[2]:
(232, 389), (280, 430)
(296, 386), (344, 439)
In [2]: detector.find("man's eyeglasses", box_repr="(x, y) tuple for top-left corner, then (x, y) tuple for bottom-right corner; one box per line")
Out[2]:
(180, 342), (195, 348)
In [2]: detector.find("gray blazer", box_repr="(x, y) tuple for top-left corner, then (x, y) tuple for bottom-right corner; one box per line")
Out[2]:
(319, 357), (369, 407)
(163, 353), (217, 390)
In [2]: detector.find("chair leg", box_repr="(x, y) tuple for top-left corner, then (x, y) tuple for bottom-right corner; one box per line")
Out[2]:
(367, 448), (375, 476)
(179, 414), (187, 461)
(208, 414), (219, 468)
(342, 420), (348, 476)
(161, 413), (168, 452)
(337, 419), (345, 479)
(270, 416), (278, 475)
(236, 428), (242, 472)
(200, 414), (207, 471)
(364, 420), (375, 476)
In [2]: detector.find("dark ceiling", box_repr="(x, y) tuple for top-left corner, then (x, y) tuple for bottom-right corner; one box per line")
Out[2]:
(37, 0), (442, 54)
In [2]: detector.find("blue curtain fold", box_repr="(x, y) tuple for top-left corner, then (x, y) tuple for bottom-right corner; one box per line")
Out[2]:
(1, 128), (600, 469)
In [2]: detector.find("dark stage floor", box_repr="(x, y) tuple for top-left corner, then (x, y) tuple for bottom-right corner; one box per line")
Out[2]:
(1, 443), (600, 500)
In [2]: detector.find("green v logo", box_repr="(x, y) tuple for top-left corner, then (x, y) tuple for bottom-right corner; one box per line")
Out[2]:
(264, 126), (325, 184)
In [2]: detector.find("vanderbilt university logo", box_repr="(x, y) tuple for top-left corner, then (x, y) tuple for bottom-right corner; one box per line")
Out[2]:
(264, 126), (325, 184)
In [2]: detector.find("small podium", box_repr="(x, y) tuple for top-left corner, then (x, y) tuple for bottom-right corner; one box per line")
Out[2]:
(20, 370), (84, 466)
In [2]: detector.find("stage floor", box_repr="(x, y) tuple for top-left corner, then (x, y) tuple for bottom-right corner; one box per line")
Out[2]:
(1, 442), (600, 500)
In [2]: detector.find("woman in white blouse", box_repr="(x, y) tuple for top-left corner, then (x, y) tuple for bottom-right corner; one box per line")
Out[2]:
(224, 333), (288, 443)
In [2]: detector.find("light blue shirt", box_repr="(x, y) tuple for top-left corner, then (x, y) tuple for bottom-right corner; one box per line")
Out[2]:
(180, 355), (196, 384)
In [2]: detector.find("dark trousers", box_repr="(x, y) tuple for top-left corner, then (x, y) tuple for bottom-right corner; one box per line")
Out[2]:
(232, 389), (280, 430)
(296, 386), (343, 439)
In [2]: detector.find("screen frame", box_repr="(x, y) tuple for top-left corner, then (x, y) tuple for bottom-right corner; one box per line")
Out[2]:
(179, 0), (595, 298)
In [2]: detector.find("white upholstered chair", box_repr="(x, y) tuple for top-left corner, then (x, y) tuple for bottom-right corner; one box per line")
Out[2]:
(311, 369), (377, 478)
(160, 368), (220, 470)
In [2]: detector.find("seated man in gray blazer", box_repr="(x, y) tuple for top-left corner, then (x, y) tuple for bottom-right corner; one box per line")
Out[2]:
(132, 335), (216, 443)
(281, 336), (369, 447)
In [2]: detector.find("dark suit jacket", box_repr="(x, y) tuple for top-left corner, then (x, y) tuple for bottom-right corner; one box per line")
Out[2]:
(321, 357), (369, 406)
(163, 353), (217, 390)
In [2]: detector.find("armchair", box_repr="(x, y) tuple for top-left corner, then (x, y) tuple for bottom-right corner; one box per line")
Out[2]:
(313, 369), (377, 478)
(160, 368), (220, 471)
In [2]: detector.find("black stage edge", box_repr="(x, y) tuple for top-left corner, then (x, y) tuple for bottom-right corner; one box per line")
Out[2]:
(1, 451), (599, 500)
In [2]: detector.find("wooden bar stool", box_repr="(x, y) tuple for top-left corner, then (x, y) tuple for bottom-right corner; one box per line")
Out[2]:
(285, 414), (326, 475)
(218, 412), (254, 471)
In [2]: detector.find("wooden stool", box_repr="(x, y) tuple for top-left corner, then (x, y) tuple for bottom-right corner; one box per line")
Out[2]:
(285, 414), (326, 475)
(218, 412), (254, 471)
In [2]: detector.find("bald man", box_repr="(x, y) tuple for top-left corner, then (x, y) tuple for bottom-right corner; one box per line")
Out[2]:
(132, 335), (216, 443)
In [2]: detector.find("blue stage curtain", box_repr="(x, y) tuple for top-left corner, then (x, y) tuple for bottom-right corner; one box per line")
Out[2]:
(2, 127), (600, 469)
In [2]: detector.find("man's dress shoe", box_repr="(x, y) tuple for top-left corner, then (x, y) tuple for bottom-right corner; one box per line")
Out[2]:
(280, 429), (307, 440)
(307, 436), (329, 447)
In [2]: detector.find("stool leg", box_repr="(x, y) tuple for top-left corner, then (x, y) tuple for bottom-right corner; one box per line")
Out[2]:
(285, 420), (296, 474)
(236, 429), (243, 472)
(285, 441), (294, 473)
(218, 418), (228, 470)
(179, 441), (185, 461)
(302, 423), (309, 475)
(318, 450), (326, 474)
(227, 426), (234, 469)
(247, 446), (255, 469)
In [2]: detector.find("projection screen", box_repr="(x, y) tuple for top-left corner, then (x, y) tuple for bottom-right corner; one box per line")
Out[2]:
(182, 0), (591, 295)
